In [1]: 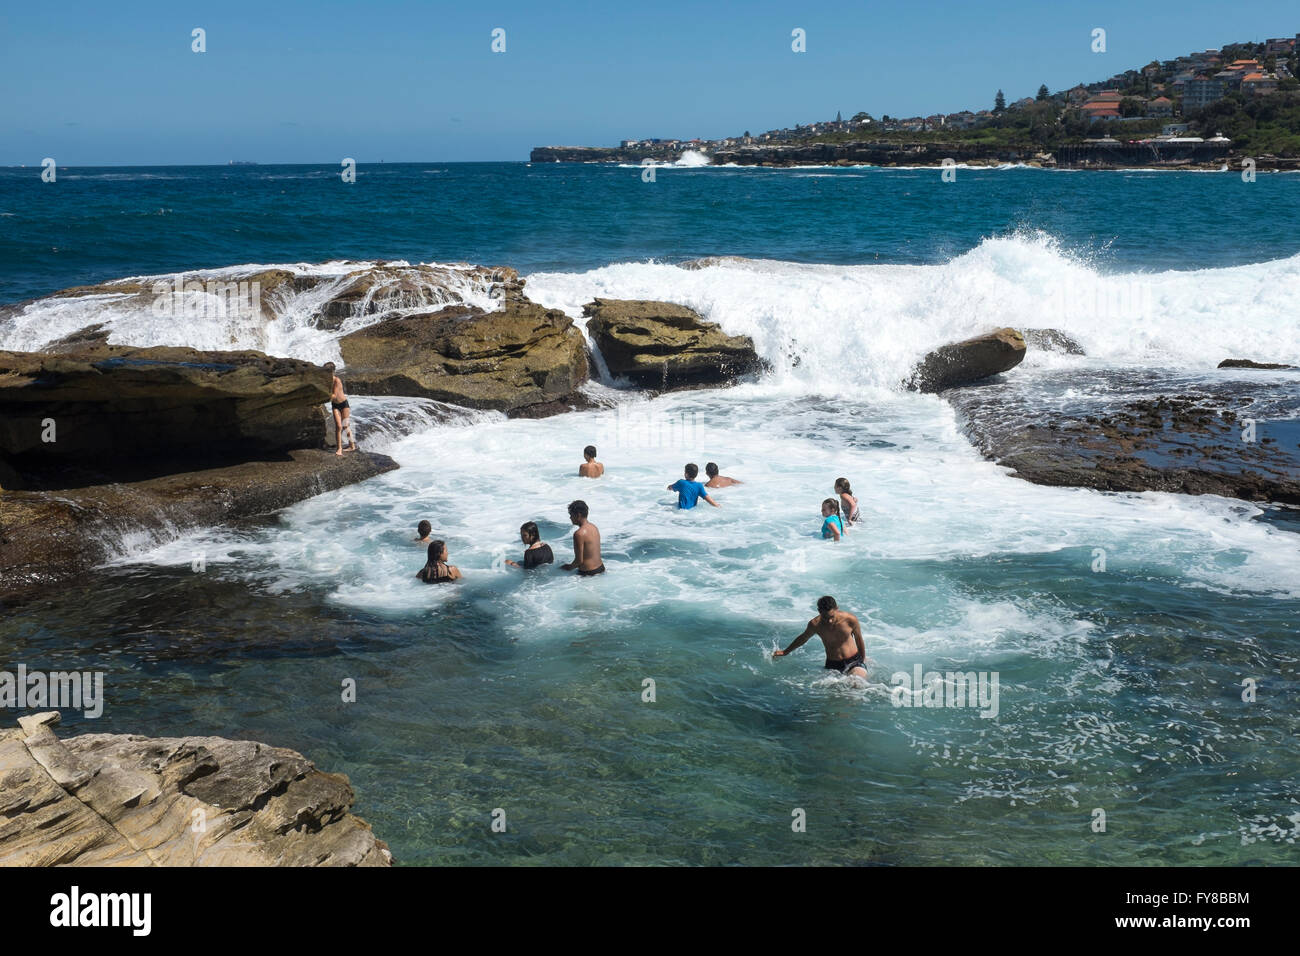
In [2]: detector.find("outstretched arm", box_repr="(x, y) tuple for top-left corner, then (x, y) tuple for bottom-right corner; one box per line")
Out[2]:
(704, 494), (720, 507)
(773, 623), (816, 658)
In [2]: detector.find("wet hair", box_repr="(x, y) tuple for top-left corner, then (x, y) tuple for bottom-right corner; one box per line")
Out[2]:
(705, 462), (719, 477)
(324, 362), (336, 372)
(822, 498), (841, 516)
(417, 520), (431, 537)
(568, 500), (589, 519)
(418, 540), (447, 581)
(835, 477), (853, 495)
(583, 445), (597, 459)
(520, 521), (540, 543)
(685, 463), (699, 480)
(817, 595), (838, 616)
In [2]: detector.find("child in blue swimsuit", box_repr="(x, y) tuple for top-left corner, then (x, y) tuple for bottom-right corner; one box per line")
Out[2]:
(820, 499), (844, 541)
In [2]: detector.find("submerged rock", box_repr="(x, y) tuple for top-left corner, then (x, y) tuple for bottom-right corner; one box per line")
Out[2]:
(906, 328), (1026, 393)
(581, 298), (762, 389)
(0, 712), (391, 866)
(1217, 359), (1296, 370)
(339, 300), (589, 416)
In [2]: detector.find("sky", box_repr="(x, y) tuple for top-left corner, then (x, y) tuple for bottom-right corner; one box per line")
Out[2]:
(2, 0), (1297, 165)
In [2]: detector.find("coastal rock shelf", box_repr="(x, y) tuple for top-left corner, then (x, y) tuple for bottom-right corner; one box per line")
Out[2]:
(0, 345), (333, 467)
(339, 299), (590, 416)
(946, 371), (1300, 504)
(582, 298), (763, 389)
(0, 712), (392, 866)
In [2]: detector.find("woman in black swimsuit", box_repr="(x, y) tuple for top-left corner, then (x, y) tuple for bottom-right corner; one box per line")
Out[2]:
(505, 522), (554, 569)
(416, 540), (461, 583)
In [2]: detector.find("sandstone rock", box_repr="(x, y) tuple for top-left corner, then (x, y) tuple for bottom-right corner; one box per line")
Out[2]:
(1022, 328), (1085, 355)
(906, 328), (1026, 393)
(1217, 359), (1296, 370)
(339, 300), (589, 415)
(317, 264), (524, 330)
(0, 713), (391, 866)
(0, 345), (331, 468)
(0, 447), (398, 605)
(581, 298), (762, 389)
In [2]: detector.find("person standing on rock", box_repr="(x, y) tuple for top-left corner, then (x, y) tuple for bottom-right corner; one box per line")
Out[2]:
(561, 500), (605, 576)
(772, 595), (868, 679)
(324, 363), (357, 456)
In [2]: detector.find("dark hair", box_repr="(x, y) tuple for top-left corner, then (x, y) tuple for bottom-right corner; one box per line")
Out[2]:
(324, 362), (336, 372)
(568, 500), (589, 518)
(705, 462), (719, 477)
(583, 445), (597, 459)
(817, 595), (837, 615)
(835, 477), (852, 495)
(418, 540), (447, 582)
(822, 498), (841, 515)
(417, 520), (431, 537)
(520, 521), (540, 543)
(685, 463), (699, 480)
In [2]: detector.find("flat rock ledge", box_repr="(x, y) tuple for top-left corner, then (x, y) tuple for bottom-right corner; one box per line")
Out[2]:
(0, 448), (398, 606)
(0, 712), (391, 866)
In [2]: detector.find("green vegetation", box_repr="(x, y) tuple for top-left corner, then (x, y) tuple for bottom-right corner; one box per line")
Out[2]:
(1191, 90), (1300, 154)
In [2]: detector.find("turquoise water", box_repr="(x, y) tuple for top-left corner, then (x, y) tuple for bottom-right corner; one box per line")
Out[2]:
(2, 163), (1299, 864)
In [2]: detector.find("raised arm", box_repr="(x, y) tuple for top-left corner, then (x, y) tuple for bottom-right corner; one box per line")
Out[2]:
(773, 622), (816, 658)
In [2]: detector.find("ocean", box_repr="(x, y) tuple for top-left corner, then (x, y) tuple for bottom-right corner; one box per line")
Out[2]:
(2, 161), (1299, 864)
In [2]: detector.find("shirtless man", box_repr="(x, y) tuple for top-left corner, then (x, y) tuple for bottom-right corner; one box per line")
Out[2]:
(560, 499), (604, 575)
(704, 462), (742, 489)
(578, 445), (604, 478)
(324, 363), (356, 456)
(773, 595), (868, 678)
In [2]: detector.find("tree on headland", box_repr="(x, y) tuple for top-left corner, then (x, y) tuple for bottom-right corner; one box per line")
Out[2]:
(851, 111), (873, 124)
(1037, 84), (1049, 101)
(994, 90), (1006, 112)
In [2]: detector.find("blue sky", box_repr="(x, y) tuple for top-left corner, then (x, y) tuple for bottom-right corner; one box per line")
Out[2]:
(3, 0), (1297, 164)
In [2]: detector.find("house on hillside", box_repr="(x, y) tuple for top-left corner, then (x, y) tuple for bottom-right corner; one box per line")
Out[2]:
(1183, 76), (1225, 110)
(1242, 73), (1279, 96)
(1146, 96), (1173, 117)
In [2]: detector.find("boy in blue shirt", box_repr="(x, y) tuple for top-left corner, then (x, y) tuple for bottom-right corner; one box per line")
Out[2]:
(668, 463), (720, 510)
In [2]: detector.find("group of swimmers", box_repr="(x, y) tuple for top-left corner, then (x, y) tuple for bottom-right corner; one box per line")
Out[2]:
(411, 443), (873, 680)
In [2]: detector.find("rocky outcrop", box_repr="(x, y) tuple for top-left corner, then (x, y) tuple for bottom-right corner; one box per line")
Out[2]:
(1218, 359), (1296, 370)
(316, 264), (523, 330)
(0, 346), (331, 471)
(0, 712), (391, 866)
(0, 447), (396, 605)
(906, 328), (1026, 393)
(582, 299), (762, 389)
(947, 375), (1300, 504)
(339, 300), (589, 415)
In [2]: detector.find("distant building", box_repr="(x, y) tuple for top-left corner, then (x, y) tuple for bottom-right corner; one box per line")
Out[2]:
(621, 140), (640, 148)
(1241, 73), (1279, 96)
(1161, 123), (1191, 135)
(1147, 96), (1173, 117)
(1183, 76), (1225, 111)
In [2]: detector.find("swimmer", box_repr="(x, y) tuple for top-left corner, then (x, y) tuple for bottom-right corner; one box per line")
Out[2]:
(773, 595), (868, 679)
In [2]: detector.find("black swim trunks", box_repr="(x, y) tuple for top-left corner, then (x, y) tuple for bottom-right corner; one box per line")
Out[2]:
(824, 651), (866, 674)
(331, 400), (350, 411)
(577, 563), (606, 576)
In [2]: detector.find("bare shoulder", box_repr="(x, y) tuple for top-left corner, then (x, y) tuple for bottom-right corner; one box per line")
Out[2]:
(844, 612), (862, 628)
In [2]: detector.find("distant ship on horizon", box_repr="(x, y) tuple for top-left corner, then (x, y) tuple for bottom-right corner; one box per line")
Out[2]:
(228, 160), (258, 166)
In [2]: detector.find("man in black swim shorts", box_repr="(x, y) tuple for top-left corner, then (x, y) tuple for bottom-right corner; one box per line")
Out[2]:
(773, 595), (868, 679)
